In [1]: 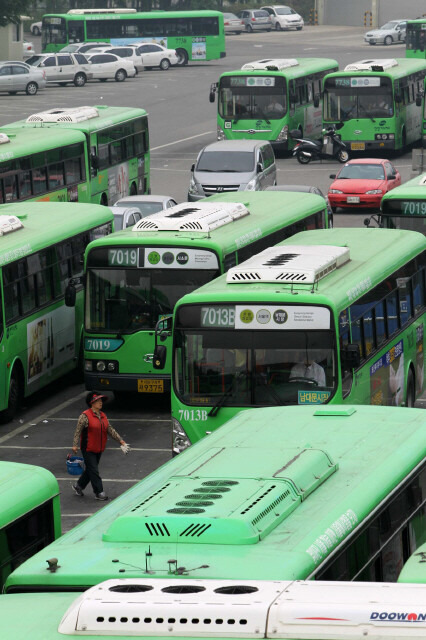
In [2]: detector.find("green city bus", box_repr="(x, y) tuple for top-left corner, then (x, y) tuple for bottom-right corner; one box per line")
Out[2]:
(0, 202), (113, 422)
(41, 9), (226, 66)
(0, 461), (61, 590)
(380, 173), (426, 234)
(164, 228), (425, 452)
(406, 19), (426, 59)
(323, 58), (426, 152)
(4, 405), (426, 600)
(211, 58), (338, 152)
(3, 105), (150, 205)
(78, 191), (329, 397)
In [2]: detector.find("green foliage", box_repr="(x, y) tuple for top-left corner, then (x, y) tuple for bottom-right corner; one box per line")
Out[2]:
(0, 0), (33, 27)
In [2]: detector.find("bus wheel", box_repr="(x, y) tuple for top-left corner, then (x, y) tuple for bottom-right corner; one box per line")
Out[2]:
(159, 59), (170, 70)
(115, 69), (127, 82)
(406, 370), (415, 408)
(74, 73), (86, 87)
(0, 369), (20, 424)
(401, 129), (407, 150)
(176, 48), (188, 66)
(100, 194), (108, 206)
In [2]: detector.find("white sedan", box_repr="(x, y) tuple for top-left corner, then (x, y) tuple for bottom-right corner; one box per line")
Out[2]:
(85, 52), (136, 81)
(86, 46), (143, 74)
(131, 43), (178, 70)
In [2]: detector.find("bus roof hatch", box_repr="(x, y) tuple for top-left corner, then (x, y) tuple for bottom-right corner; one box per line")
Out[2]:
(344, 59), (398, 72)
(132, 202), (250, 233)
(26, 107), (99, 123)
(227, 245), (350, 284)
(0, 215), (24, 236)
(241, 58), (298, 71)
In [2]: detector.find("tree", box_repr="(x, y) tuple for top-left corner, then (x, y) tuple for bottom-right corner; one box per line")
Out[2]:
(0, 0), (33, 27)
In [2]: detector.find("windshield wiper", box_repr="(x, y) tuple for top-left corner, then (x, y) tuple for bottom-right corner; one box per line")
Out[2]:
(208, 382), (234, 417)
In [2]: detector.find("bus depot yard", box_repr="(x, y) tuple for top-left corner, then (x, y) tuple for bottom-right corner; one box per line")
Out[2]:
(0, 17), (424, 570)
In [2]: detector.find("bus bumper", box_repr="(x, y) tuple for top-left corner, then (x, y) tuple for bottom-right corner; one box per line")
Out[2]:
(84, 372), (171, 394)
(347, 139), (395, 152)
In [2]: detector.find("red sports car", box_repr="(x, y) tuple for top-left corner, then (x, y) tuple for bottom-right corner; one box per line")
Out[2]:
(328, 158), (401, 212)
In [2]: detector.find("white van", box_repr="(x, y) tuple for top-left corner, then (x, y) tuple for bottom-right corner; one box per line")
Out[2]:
(261, 5), (304, 30)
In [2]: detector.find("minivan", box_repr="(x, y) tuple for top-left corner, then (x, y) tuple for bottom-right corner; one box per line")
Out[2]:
(188, 139), (276, 201)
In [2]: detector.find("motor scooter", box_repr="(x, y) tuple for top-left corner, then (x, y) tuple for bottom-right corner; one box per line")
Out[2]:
(291, 124), (349, 164)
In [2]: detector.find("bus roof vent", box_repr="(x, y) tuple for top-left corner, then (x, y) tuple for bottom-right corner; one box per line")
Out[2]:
(0, 215), (24, 236)
(59, 578), (285, 637)
(132, 202), (249, 233)
(26, 107), (99, 123)
(227, 245), (350, 285)
(418, 175), (426, 186)
(344, 58), (398, 72)
(241, 58), (299, 71)
(0, 133), (11, 145)
(68, 8), (136, 13)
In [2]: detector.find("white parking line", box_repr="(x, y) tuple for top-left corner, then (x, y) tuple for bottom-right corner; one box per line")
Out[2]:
(151, 131), (214, 151)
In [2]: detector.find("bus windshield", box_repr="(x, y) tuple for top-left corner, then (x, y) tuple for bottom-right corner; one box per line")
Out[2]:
(324, 77), (393, 121)
(42, 17), (67, 49)
(219, 76), (286, 120)
(381, 214), (426, 233)
(175, 324), (337, 407)
(86, 267), (220, 333)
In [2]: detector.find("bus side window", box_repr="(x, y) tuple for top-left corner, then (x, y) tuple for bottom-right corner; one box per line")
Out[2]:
(362, 310), (374, 357)
(385, 292), (399, 336)
(374, 301), (386, 347)
(412, 268), (425, 313)
(397, 277), (413, 326)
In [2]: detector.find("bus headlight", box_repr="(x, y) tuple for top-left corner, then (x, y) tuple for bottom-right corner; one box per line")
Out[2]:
(96, 361), (106, 372)
(276, 125), (288, 141)
(217, 126), (225, 140)
(366, 189), (383, 194)
(245, 178), (257, 191)
(172, 418), (191, 455)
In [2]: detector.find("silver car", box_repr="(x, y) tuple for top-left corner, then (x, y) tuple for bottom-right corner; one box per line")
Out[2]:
(109, 207), (143, 231)
(364, 20), (408, 46)
(114, 195), (178, 216)
(188, 139), (277, 202)
(236, 9), (272, 33)
(0, 61), (46, 95)
(223, 13), (244, 35)
(26, 53), (92, 86)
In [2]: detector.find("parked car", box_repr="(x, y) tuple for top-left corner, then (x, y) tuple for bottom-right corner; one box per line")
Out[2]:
(266, 184), (334, 226)
(85, 52), (136, 81)
(60, 42), (112, 54)
(109, 207), (143, 231)
(188, 139), (276, 201)
(261, 5), (304, 30)
(23, 40), (35, 58)
(30, 21), (42, 36)
(328, 158), (401, 212)
(25, 52), (92, 86)
(364, 20), (408, 46)
(0, 60), (46, 95)
(130, 43), (178, 70)
(223, 13), (244, 35)
(236, 9), (272, 33)
(88, 45), (144, 73)
(114, 195), (178, 216)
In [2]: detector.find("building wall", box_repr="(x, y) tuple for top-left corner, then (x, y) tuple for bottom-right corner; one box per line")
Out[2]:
(378, 0), (425, 24)
(0, 23), (24, 61)
(320, 0), (426, 27)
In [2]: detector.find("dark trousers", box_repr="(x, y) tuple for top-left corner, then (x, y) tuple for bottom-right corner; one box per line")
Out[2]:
(77, 450), (103, 495)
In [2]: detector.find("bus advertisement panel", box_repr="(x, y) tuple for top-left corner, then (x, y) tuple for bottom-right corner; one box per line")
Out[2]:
(0, 461), (60, 590)
(80, 191), (329, 397)
(4, 405), (426, 600)
(0, 202), (113, 422)
(406, 19), (426, 58)
(381, 173), (426, 234)
(323, 58), (426, 153)
(213, 58), (338, 151)
(2, 105), (150, 206)
(41, 9), (226, 65)
(168, 228), (425, 452)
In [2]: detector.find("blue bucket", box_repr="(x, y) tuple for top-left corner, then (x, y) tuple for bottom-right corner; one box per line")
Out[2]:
(66, 456), (84, 476)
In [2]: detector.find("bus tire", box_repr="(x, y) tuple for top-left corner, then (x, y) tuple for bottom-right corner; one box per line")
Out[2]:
(405, 369), (415, 408)
(384, 35), (393, 45)
(74, 72), (86, 87)
(159, 58), (170, 71)
(176, 48), (188, 66)
(115, 69), (127, 82)
(0, 368), (21, 424)
(401, 128), (407, 150)
(100, 193), (108, 206)
(26, 81), (38, 95)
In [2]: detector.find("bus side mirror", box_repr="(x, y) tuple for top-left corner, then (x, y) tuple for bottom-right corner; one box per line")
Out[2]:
(65, 284), (76, 307)
(209, 82), (217, 103)
(342, 344), (360, 370)
(91, 153), (99, 170)
(313, 93), (320, 108)
(415, 93), (423, 107)
(153, 345), (167, 370)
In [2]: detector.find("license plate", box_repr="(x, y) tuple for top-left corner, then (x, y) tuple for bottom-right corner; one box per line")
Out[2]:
(347, 196), (360, 203)
(351, 142), (365, 150)
(138, 379), (164, 393)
